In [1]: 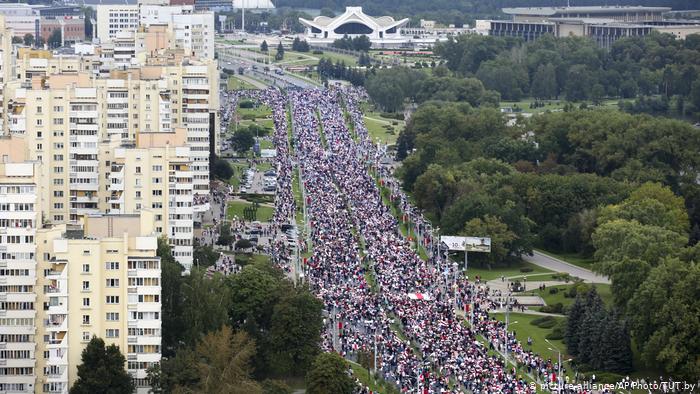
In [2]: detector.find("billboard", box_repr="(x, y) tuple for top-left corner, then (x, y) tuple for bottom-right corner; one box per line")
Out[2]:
(440, 236), (491, 253)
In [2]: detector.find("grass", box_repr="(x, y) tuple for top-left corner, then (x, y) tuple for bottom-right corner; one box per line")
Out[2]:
(226, 200), (274, 222)
(227, 161), (250, 189)
(491, 312), (568, 367)
(525, 283), (614, 312)
(237, 104), (272, 119)
(464, 261), (553, 281)
(227, 75), (257, 90)
(534, 248), (595, 270)
(349, 361), (400, 394)
(364, 116), (399, 145)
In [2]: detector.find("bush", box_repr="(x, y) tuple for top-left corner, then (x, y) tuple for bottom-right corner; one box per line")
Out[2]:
(239, 100), (255, 108)
(548, 287), (559, 294)
(380, 112), (405, 120)
(235, 239), (253, 250)
(540, 302), (564, 314)
(312, 50), (324, 55)
(530, 316), (557, 329)
(565, 282), (590, 298)
(545, 320), (566, 340)
(391, 121), (398, 126)
(520, 267), (533, 273)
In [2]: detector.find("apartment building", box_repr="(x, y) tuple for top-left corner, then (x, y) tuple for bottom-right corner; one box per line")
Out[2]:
(0, 16), (15, 135)
(96, 4), (140, 43)
(105, 128), (194, 270)
(35, 212), (162, 394)
(0, 136), (42, 394)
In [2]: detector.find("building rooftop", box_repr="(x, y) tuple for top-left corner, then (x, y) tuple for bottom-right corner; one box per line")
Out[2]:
(503, 6), (672, 16)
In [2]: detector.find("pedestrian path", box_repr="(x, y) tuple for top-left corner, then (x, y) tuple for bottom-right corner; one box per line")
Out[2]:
(524, 251), (609, 284)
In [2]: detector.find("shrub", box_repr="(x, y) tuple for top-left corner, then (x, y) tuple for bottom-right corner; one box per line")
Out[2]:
(239, 100), (255, 108)
(520, 267), (533, 273)
(530, 316), (557, 329)
(548, 287), (559, 294)
(391, 121), (398, 126)
(540, 303), (564, 314)
(545, 320), (565, 340)
(235, 239), (253, 250)
(312, 50), (323, 55)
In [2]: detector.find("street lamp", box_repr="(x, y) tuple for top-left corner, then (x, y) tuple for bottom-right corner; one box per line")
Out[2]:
(545, 338), (564, 388)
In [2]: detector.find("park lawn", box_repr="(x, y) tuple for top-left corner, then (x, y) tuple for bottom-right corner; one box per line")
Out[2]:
(227, 161), (250, 189)
(226, 201), (274, 222)
(491, 312), (569, 367)
(258, 138), (274, 150)
(534, 248), (595, 270)
(528, 283), (613, 311)
(319, 51), (359, 66)
(227, 76), (257, 90)
(364, 116), (399, 145)
(238, 104), (272, 119)
(465, 261), (553, 281)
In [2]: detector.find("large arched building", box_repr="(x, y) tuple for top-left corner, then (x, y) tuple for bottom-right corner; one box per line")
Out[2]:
(299, 7), (409, 46)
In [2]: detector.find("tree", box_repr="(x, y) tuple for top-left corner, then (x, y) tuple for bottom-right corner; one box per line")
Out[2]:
(23, 33), (34, 47)
(462, 215), (516, 268)
(11, 36), (22, 44)
(228, 262), (287, 332)
(230, 128), (255, 154)
(628, 259), (700, 380)
(48, 29), (62, 48)
(179, 268), (232, 347)
(260, 40), (269, 52)
(564, 293), (586, 356)
(292, 37), (309, 52)
(212, 156), (234, 180)
(530, 63), (557, 99)
(266, 289), (323, 376)
(275, 42), (284, 61)
(193, 239), (220, 267)
(158, 238), (185, 356)
(217, 222), (234, 246)
(70, 337), (135, 394)
(305, 353), (355, 394)
(193, 326), (262, 393)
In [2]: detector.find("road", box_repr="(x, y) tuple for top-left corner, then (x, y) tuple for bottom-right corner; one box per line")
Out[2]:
(523, 250), (610, 284)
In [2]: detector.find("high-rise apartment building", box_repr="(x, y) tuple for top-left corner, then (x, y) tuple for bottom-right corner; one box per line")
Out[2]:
(0, 136), (42, 394)
(35, 213), (162, 394)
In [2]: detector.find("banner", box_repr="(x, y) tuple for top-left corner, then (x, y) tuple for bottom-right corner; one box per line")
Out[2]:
(440, 236), (491, 253)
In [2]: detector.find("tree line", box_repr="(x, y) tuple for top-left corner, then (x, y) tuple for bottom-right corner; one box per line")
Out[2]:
(434, 33), (700, 119)
(396, 101), (700, 380)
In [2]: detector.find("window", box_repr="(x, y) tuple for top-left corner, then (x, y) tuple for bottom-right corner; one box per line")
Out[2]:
(135, 166), (141, 174)
(82, 264), (90, 273)
(105, 262), (119, 270)
(82, 315), (90, 325)
(106, 279), (119, 288)
(82, 297), (90, 307)
(106, 296), (119, 304)
(82, 332), (90, 341)
(106, 312), (119, 321)
(82, 281), (90, 291)
(106, 329), (120, 338)
(152, 190), (162, 196)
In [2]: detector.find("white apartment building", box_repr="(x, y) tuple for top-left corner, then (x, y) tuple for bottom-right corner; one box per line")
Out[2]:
(96, 4), (139, 43)
(0, 138), (41, 394)
(35, 212), (162, 394)
(171, 12), (215, 59)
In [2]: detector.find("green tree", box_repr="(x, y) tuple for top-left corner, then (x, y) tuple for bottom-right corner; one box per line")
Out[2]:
(48, 29), (62, 48)
(158, 238), (185, 356)
(628, 259), (700, 380)
(275, 42), (284, 61)
(261, 40), (269, 52)
(180, 268), (232, 347)
(23, 33), (34, 46)
(305, 353), (355, 394)
(193, 240), (220, 267)
(266, 289), (324, 376)
(230, 128), (255, 154)
(564, 293), (586, 356)
(11, 36), (22, 44)
(70, 337), (134, 394)
(192, 326), (262, 393)
(212, 156), (234, 180)
(530, 63), (557, 99)
(462, 215), (516, 268)
(228, 262), (287, 332)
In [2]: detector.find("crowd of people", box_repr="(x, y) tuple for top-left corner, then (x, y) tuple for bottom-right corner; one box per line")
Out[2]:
(225, 86), (593, 393)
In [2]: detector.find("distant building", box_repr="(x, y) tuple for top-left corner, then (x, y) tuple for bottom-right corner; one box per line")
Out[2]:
(0, 3), (39, 38)
(300, 6), (409, 46)
(40, 16), (85, 45)
(96, 4), (139, 42)
(194, 0), (233, 12)
(233, 0), (275, 9)
(484, 5), (700, 48)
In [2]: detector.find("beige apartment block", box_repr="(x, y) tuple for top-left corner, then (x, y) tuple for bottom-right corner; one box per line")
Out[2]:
(0, 136), (42, 394)
(35, 212), (162, 394)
